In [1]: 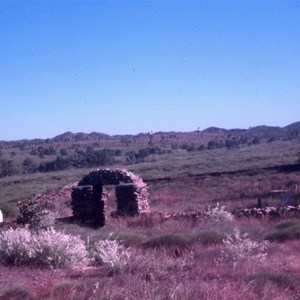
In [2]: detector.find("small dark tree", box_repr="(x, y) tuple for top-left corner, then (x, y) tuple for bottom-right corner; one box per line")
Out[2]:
(0, 159), (17, 177)
(30, 148), (38, 156)
(225, 139), (239, 150)
(59, 148), (68, 156)
(22, 157), (37, 174)
(114, 149), (122, 156)
(252, 136), (260, 145)
(197, 145), (206, 151)
(17, 196), (50, 229)
(38, 156), (70, 172)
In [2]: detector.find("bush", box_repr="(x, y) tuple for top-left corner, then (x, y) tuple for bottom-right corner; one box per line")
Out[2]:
(0, 159), (17, 177)
(17, 196), (51, 229)
(91, 239), (131, 270)
(33, 228), (89, 268)
(217, 228), (268, 267)
(0, 227), (89, 268)
(0, 228), (35, 265)
(206, 202), (234, 223)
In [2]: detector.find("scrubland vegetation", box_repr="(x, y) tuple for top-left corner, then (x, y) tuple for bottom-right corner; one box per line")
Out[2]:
(1, 126), (300, 299)
(1, 213), (300, 299)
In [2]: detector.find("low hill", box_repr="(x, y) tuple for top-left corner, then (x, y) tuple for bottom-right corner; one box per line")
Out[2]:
(52, 131), (111, 142)
(1, 121), (299, 147)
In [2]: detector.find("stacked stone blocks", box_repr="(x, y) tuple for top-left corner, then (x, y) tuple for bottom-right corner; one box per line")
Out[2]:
(71, 168), (150, 227)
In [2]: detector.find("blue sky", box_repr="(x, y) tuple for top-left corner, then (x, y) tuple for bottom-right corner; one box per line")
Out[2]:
(0, 1), (299, 140)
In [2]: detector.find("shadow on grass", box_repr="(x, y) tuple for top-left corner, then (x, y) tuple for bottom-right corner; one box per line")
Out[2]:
(0, 284), (32, 300)
(266, 219), (300, 242)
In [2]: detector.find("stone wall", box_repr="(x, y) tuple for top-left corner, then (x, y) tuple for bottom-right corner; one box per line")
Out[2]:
(233, 205), (300, 218)
(71, 168), (150, 227)
(71, 185), (105, 227)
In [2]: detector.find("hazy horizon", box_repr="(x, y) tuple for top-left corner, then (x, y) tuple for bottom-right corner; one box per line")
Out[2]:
(1, 119), (299, 142)
(1, 1), (299, 140)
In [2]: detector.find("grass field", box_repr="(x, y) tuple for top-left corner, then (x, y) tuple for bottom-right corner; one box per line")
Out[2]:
(0, 138), (300, 299)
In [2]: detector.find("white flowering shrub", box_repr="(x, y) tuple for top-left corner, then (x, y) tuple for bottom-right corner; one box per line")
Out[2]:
(0, 227), (89, 268)
(207, 202), (234, 223)
(33, 228), (89, 268)
(217, 228), (268, 267)
(91, 239), (131, 270)
(0, 228), (35, 265)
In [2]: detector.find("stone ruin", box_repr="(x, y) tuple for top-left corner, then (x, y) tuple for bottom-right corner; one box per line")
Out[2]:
(71, 168), (150, 227)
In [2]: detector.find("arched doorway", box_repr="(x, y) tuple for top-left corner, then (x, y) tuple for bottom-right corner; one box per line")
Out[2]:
(71, 168), (150, 227)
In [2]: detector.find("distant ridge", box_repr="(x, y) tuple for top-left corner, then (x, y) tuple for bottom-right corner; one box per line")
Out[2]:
(232, 125), (284, 140)
(48, 121), (300, 144)
(1, 121), (299, 143)
(284, 121), (300, 131)
(52, 131), (111, 142)
(202, 127), (228, 134)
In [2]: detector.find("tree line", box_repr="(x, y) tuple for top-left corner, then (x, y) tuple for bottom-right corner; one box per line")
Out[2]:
(0, 147), (117, 177)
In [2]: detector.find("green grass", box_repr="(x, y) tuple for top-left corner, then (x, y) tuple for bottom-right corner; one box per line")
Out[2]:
(0, 284), (31, 300)
(1, 138), (300, 221)
(1, 136), (300, 300)
(265, 219), (300, 242)
(247, 270), (298, 291)
(142, 233), (193, 248)
(193, 229), (226, 246)
(0, 169), (88, 208)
